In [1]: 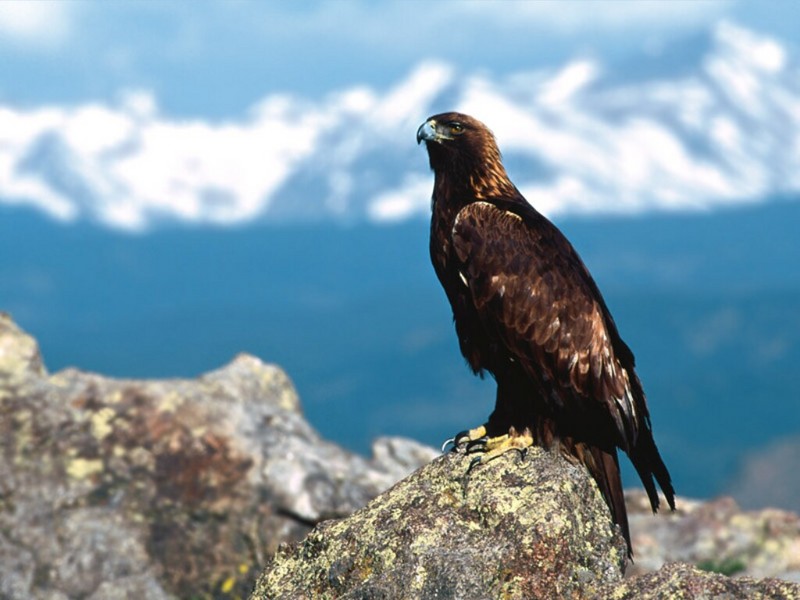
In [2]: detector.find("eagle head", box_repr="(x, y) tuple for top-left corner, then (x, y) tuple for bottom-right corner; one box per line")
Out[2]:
(416, 112), (492, 146)
(417, 112), (506, 187)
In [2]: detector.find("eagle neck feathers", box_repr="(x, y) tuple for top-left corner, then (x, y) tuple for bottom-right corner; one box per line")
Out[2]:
(432, 154), (519, 211)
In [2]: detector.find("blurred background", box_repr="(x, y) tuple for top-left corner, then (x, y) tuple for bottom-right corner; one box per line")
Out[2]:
(1, 1), (798, 511)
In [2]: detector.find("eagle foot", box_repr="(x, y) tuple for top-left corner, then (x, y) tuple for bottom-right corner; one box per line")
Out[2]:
(466, 426), (534, 473)
(465, 436), (490, 454)
(441, 425), (488, 453)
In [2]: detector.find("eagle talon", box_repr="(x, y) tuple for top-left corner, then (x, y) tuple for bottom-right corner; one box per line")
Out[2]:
(465, 437), (488, 454)
(440, 437), (456, 453)
(461, 429), (534, 471)
(451, 429), (470, 446)
(442, 425), (488, 453)
(467, 455), (483, 473)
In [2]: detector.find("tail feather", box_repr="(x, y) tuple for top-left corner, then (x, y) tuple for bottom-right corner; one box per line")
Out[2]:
(631, 429), (676, 513)
(575, 428), (674, 560)
(575, 442), (632, 558)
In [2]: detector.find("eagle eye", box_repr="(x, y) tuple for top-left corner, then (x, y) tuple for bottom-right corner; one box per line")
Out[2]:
(449, 122), (465, 135)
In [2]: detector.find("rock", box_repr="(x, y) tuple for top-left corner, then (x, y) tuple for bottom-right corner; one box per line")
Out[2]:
(252, 446), (629, 599)
(252, 450), (800, 600)
(4, 312), (800, 599)
(626, 492), (800, 580)
(597, 561), (800, 599)
(0, 313), (436, 599)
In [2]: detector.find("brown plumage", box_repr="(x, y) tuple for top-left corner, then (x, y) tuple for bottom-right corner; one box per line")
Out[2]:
(417, 112), (675, 556)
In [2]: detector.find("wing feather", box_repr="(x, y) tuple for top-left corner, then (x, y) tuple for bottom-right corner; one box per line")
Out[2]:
(452, 201), (640, 449)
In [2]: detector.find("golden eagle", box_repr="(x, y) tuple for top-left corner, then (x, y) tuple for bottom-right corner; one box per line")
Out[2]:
(417, 112), (675, 555)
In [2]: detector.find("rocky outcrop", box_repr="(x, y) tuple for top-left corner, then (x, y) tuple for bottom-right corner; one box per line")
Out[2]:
(0, 313), (437, 599)
(626, 492), (800, 582)
(252, 447), (800, 600)
(253, 446), (628, 599)
(598, 562), (799, 599)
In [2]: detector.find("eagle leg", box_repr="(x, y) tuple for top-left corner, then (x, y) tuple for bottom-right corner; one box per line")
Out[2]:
(441, 425), (488, 453)
(467, 426), (534, 472)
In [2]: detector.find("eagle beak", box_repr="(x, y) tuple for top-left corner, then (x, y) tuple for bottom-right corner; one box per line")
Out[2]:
(416, 119), (438, 145)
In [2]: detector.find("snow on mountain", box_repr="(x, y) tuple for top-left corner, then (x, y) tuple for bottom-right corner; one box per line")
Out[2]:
(0, 22), (798, 231)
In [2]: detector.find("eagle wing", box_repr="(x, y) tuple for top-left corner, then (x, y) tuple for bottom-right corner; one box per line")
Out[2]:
(452, 201), (643, 451)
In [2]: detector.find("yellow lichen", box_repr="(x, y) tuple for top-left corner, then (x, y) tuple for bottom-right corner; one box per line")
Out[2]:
(220, 576), (236, 593)
(407, 563), (429, 597)
(159, 391), (184, 413)
(191, 425), (209, 439)
(91, 407), (116, 439)
(277, 388), (298, 412)
(67, 458), (103, 479)
(376, 547), (396, 569)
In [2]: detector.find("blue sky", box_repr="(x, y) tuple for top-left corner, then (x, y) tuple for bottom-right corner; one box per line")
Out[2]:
(3, 1), (795, 113)
(0, 1), (798, 230)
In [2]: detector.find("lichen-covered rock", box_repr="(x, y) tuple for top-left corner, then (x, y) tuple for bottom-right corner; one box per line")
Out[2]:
(252, 446), (629, 600)
(596, 562), (800, 599)
(0, 313), (437, 599)
(251, 451), (800, 600)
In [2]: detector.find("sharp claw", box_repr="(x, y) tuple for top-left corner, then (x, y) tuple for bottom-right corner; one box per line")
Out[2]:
(442, 429), (472, 453)
(465, 437), (488, 454)
(452, 430), (469, 444)
(467, 455), (483, 474)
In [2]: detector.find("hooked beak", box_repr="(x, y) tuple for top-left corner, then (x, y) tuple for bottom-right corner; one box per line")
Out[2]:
(416, 119), (438, 145)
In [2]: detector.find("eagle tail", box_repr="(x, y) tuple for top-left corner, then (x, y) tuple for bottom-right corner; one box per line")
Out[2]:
(630, 428), (676, 514)
(577, 443), (632, 558)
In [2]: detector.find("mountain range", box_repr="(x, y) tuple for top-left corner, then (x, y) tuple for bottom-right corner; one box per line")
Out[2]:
(1, 21), (798, 231)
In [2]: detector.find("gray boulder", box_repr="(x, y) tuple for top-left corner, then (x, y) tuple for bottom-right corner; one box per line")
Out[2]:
(626, 491), (800, 581)
(0, 313), (436, 599)
(4, 312), (800, 599)
(599, 562), (800, 599)
(252, 448), (800, 600)
(253, 446), (628, 599)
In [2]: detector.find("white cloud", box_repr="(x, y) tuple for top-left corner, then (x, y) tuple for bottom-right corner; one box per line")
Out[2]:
(0, 22), (798, 230)
(369, 175), (432, 223)
(537, 61), (599, 107)
(445, 20), (800, 219)
(0, 2), (74, 47)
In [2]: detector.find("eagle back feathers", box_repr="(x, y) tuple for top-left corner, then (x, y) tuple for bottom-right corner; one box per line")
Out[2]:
(452, 201), (641, 451)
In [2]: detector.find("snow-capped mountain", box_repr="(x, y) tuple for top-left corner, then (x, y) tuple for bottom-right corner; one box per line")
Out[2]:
(0, 21), (798, 232)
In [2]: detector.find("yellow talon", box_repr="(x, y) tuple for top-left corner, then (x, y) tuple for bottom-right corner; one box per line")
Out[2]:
(464, 426), (535, 473)
(479, 426), (534, 463)
(442, 424), (488, 452)
(456, 425), (487, 444)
